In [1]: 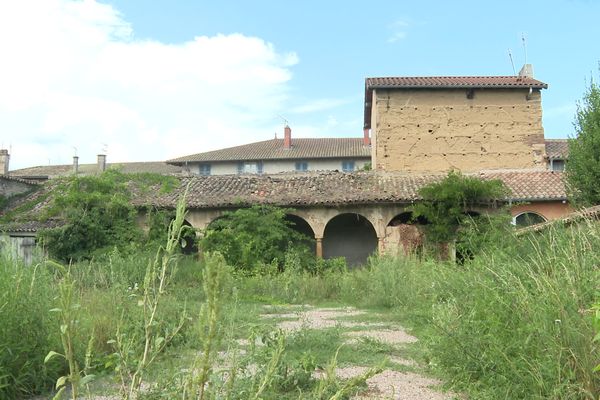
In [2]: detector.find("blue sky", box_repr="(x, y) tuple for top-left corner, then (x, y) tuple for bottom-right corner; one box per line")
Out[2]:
(1, 0), (599, 169)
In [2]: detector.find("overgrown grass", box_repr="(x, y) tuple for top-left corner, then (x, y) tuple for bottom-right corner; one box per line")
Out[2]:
(2, 216), (599, 399)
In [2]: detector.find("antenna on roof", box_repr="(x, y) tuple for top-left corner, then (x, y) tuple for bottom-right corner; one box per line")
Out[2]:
(508, 48), (516, 76)
(521, 32), (528, 65)
(73, 146), (77, 156)
(101, 143), (108, 154)
(277, 114), (289, 127)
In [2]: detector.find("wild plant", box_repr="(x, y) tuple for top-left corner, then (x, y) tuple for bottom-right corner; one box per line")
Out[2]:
(44, 260), (96, 400)
(111, 188), (189, 399)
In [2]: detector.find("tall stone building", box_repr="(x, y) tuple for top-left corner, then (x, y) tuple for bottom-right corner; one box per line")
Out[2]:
(364, 65), (548, 172)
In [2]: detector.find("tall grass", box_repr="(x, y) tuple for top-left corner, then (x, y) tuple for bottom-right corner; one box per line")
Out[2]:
(0, 254), (62, 398)
(236, 221), (600, 399)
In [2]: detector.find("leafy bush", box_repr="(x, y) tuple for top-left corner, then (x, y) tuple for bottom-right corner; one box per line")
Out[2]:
(202, 205), (314, 273)
(38, 170), (177, 262)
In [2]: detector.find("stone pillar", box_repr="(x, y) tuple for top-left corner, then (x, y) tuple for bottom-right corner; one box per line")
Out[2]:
(315, 236), (323, 259)
(378, 237), (385, 254)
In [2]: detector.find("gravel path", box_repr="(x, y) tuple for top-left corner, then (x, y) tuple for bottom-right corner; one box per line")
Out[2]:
(264, 305), (457, 399)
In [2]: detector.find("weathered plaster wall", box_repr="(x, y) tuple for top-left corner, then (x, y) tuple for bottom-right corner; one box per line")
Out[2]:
(510, 201), (572, 221)
(0, 178), (34, 198)
(372, 88), (546, 172)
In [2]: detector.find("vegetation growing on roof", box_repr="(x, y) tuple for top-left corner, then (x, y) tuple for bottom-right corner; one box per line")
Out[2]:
(36, 170), (179, 261)
(566, 75), (600, 206)
(412, 171), (508, 245)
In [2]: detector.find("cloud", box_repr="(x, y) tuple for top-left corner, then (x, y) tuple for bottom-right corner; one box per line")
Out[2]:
(545, 103), (577, 119)
(387, 19), (409, 43)
(289, 97), (354, 114)
(0, 0), (298, 169)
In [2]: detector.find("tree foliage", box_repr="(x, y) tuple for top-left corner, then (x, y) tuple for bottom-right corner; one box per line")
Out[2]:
(566, 78), (600, 206)
(412, 171), (508, 244)
(38, 170), (177, 262)
(201, 205), (314, 273)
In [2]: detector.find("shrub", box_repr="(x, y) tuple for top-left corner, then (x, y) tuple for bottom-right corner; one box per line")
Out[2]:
(202, 205), (314, 273)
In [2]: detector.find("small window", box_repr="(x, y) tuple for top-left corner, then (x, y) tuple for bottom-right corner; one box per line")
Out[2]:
(551, 159), (565, 172)
(513, 212), (547, 227)
(342, 161), (355, 172)
(198, 163), (211, 176)
(295, 161), (308, 171)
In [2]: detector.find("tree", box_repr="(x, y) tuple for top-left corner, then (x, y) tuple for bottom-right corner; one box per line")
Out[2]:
(566, 78), (600, 206)
(201, 205), (314, 273)
(412, 171), (508, 245)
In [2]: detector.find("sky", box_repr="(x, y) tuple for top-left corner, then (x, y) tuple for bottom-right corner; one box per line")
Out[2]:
(1, 0), (599, 170)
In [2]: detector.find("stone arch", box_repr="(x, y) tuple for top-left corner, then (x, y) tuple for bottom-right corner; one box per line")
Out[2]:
(180, 219), (198, 254)
(513, 211), (547, 227)
(323, 213), (378, 267)
(385, 211), (426, 256)
(284, 213), (316, 253)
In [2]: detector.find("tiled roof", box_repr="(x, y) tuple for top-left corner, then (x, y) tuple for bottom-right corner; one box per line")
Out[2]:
(545, 139), (569, 159)
(366, 76), (548, 90)
(364, 75), (548, 129)
(476, 170), (566, 201)
(10, 161), (183, 179)
(0, 175), (40, 186)
(0, 219), (64, 233)
(168, 138), (371, 164)
(137, 170), (566, 209)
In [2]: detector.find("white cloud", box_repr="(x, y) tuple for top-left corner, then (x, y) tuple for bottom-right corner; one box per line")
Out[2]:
(387, 19), (409, 43)
(290, 97), (354, 114)
(0, 0), (298, 169)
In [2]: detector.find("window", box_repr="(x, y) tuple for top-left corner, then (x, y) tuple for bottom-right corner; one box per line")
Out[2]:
(295, 161), (308, 171)
(198, 163), (211, 176)
(550, 159), (565, 171)
(237, 161), (264, 174)
(342, 160), (355, 172)
(513, 212), (547, 227)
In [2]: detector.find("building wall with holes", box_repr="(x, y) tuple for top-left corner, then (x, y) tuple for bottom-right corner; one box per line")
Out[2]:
(371, 88), (546, 172)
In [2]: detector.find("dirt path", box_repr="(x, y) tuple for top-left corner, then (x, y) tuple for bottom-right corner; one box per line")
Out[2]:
(261, 305), (457, 400)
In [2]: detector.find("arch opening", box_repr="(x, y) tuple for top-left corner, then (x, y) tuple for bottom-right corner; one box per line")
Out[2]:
(386, 211), (426, 257)
(180, 220), (198, 255)
(284, 214), (316, 254)
(514, 212), (547, 227)
(323, 213), (377, 267)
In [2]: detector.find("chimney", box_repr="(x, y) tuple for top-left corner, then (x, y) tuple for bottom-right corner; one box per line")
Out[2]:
(0, 149), (9, 175)
(363, 128), (371, 146)
(518, 64), (534, 78)
(283, 125), (292, 149)
(73, 156), (79, 174)
(97, 154), (106, 172)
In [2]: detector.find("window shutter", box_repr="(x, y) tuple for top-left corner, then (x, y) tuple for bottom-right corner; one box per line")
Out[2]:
(257, 161), (264, 174)
(237, 162), (243, 174)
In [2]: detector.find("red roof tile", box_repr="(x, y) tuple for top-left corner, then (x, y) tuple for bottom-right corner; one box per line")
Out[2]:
(366, 76), (547, 90)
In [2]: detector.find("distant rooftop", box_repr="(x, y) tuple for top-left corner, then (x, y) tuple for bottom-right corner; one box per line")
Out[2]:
(10, 161), (183, 180)
(168, 138), (371, 164)
(545, 139), (569, 159)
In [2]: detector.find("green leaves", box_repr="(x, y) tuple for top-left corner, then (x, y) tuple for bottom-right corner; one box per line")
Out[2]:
(412, 171), (507, 244)
(566, 78), (600, 206)
(44, 350), (64, 364)
(202, 205), (314, 272)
